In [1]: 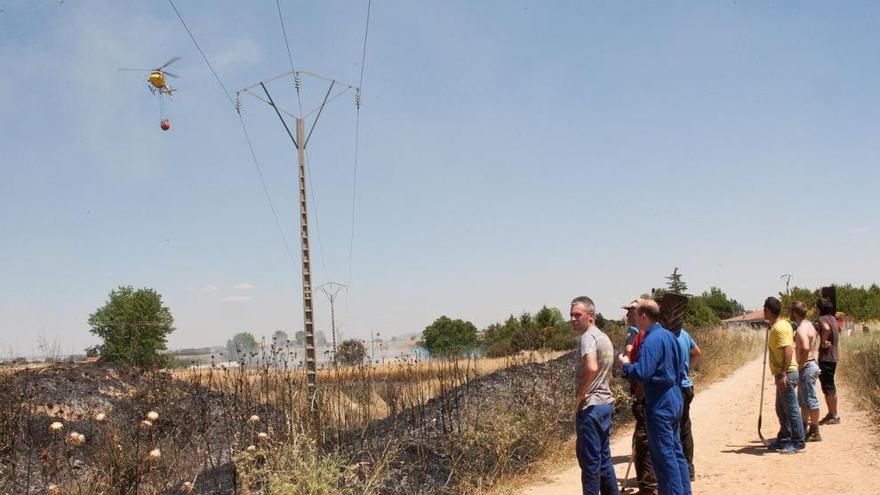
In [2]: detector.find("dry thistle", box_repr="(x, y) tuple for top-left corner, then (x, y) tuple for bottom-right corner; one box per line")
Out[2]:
(140, 420), (153, 429)
(257, 432), (269, 443)
(248, 414), (260, 423)
(146, 410), (159, 421)
(148, 448), (161, 460)
(181, 481), (194, 493)
(67, 432), (86, 446)
(49, 421), (63, 433)
(47, 484), (60, 495)
(94, 412), (106, 422)
(246, 444), (257, 452)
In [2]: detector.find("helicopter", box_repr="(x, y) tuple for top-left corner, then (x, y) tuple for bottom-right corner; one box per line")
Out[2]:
(118, 57), (181, 131)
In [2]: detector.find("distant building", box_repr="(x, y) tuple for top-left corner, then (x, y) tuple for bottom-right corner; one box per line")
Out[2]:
(723, 310), (767, 329)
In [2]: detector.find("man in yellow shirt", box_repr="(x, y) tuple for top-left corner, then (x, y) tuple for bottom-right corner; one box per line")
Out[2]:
(764, 297), (805, 454)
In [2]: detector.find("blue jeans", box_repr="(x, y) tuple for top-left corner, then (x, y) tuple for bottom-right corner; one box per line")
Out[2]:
(798, 361), (820, 412)
(576, 404), (619, 495)
(775, 370), (805, 449)
(645, 387), (691, 495)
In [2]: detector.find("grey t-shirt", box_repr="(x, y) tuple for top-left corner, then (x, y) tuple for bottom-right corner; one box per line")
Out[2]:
(575, 326), (615, 409)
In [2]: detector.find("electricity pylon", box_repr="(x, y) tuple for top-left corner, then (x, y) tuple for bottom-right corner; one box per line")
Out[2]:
(239, 70), (359, 409)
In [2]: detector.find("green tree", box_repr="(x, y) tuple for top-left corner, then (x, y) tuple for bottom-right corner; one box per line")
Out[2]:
(420, 316), (479, 356)
(700, 287), (744, 320)
(88, 286), (175, 369)
(683, 298), (720, 329)
(226, 332), (258, 361)
(336, 339), (367, 366)
(595, 312), (607, 330)
(511, 326), (541, 352)
(666, 267), (688, 294)
(534, 306), (564, 329)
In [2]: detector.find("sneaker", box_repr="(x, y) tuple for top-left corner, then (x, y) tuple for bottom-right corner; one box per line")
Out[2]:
(819, 414), (840, 425)
(780, 444), (805, 454)
(767, 440), (785, 451)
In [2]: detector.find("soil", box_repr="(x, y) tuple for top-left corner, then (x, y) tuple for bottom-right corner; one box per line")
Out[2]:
(517, 355), (880, 494)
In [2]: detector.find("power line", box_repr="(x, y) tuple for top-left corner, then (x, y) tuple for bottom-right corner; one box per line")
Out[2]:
(168, 0), (299, 274)
(347, 0), (372, 287)
(273, 0), (305, 115)
(237, 111), (299, 268)
(305, 148), (331, 282)
(167, 0), (234, 108)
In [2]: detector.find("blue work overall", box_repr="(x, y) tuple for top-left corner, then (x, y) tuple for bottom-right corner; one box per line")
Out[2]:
(624, 323), (691, 495)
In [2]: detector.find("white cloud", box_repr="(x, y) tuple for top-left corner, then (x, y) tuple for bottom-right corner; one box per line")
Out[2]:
(200, 284), (219, 293)
(849, 226), (871, 234)
(222, 295), (252, 303)
(234, 282), (255, 290)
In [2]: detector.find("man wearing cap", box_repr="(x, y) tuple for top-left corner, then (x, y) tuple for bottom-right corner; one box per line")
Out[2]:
(624, 299), (641, 356)
(623, 298), (657, 495)
(618, 300), (690, 495)
(571, 296), (619, 495)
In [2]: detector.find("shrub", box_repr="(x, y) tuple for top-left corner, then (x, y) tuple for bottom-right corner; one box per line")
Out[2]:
(236, 435), (354, 495)
(486, 339), (514, 358)
(337, 339), (367, 366)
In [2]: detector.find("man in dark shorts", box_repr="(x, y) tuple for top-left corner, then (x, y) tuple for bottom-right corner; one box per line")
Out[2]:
(816, 297), (841, 425)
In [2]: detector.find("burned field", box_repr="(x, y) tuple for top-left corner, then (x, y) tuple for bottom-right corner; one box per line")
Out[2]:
(0, 352), (589, 494)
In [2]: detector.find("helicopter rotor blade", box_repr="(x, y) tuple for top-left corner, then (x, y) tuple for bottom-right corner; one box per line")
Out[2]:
(118, 68), (152, 72)
(162, 71), (180, 79)
(159, 56), (181, 70)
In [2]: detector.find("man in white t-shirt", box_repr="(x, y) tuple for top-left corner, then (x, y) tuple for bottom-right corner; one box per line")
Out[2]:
(571, 296), (619, 495)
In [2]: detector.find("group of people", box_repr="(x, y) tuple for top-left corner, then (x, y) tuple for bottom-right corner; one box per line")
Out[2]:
(763, 295), (841, 454)
(568, 294), (842, 495)
(570, 296), (696, 495)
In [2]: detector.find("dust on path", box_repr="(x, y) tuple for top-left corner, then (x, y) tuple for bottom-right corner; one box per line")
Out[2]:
(519, 355), (880, 494)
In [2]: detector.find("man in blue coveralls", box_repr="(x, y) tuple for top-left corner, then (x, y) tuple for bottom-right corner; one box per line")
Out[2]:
(618, 299), (691, 495)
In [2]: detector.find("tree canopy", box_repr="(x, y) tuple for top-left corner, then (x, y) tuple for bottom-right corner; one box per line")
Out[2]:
(226, 332), (258, 361)
(779, 284), (880, 321)
(419, 316), (479, 356)
(88, 286), (175, 369)
(481, 305), (577, 357)
(666, 267), (688, 294)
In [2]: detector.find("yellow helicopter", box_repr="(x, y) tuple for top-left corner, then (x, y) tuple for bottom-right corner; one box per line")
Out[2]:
(119, 57), (180, 130)
(119, 57), (180, 94)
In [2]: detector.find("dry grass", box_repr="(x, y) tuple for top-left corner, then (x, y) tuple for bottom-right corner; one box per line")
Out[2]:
(839, 331), (880, 421)
(1, 328), (760, 495)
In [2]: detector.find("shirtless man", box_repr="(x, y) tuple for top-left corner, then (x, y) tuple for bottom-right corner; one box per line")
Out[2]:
(791, 301), (821, 441)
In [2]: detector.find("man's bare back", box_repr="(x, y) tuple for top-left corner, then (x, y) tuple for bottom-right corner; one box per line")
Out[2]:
(795, 319), (819, 366)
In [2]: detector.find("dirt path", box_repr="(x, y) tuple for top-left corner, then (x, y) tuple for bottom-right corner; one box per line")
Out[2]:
(519, 356), (880, 494)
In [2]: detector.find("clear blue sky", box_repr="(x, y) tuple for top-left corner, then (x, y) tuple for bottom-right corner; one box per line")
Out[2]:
(1, 0), (878, 356)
